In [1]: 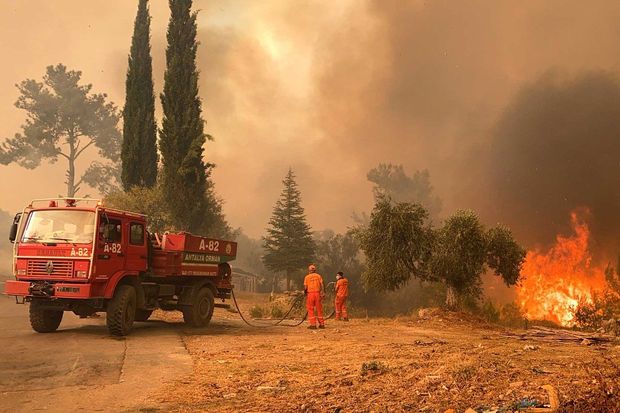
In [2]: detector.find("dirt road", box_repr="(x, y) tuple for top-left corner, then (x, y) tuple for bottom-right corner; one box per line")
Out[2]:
(0, 294), (191, 413)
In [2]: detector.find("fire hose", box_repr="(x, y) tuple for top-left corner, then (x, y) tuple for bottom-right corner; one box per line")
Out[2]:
(230, 282), (336, 328)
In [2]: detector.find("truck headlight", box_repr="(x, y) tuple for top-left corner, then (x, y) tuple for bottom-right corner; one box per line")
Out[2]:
(17, 269), (26, 276)
(75, 270), (88, 277)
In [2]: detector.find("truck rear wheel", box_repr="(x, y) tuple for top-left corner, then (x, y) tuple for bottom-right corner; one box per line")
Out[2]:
(134, 309), (153, 322)
(182, 287), (214, 327)
(106, 285), (136, 336)
(29, 301), (63, 333)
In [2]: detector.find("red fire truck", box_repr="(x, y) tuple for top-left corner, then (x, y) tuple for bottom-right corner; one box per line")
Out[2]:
(4, 198), (237, 336)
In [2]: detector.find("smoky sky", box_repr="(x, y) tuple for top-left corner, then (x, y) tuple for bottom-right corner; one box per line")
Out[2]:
(2, 0), (620, 246)
(486, 72), (620, 258)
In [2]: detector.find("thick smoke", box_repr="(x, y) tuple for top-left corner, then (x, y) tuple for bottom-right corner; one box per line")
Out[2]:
(3, 1), (620, 242)
(486, 72), (620, 259)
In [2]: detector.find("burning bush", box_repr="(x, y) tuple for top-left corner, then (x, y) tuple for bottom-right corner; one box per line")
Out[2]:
(573, 265), (620, 332)
(517, 211), (609, 327)
(499, 302), (527, 328)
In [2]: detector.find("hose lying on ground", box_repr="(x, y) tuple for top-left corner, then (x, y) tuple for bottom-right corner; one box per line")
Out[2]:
(230, 285), (336, 328)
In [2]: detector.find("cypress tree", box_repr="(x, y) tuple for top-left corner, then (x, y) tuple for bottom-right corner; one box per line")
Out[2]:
(159, 0), (210, 232)
(121, 0), (157, 190)
(262, 168), (316, 291)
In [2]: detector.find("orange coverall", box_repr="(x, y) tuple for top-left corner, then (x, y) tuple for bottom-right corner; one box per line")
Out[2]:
(304, 272), (325, 327)
(335, 277), (349, 320)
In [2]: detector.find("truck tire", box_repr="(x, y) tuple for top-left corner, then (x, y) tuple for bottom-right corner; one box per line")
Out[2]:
(134, 309), (153, 322)
(106, 285), (136, 336)
(182, 287), (214, 327)
(29, 301), (63, 333)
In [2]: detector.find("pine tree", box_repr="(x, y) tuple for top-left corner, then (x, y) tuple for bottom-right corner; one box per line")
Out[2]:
(121, 0), (157, 190)
(0, 64), (121, 196)
(262, 169), (316, 291)
(159, 0), (210, 232)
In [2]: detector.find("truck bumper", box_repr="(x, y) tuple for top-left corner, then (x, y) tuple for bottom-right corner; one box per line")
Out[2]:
(4, 280), (95, 299)
(4, 280), (30, 296)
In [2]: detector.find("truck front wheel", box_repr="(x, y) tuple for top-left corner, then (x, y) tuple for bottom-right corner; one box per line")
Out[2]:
(182, 287), (214, 327)
(106, 285), (136, 336)
(29, 301), (63, 333)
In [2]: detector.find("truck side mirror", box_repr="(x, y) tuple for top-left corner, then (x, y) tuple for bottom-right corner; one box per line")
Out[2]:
(9, 213), (22, 243)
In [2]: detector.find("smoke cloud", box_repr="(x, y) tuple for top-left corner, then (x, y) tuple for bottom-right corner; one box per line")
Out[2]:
(486, 72), (620, 258)
(1, 0), (620, 250)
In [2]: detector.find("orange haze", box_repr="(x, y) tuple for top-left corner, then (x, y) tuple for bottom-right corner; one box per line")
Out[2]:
(2, 1), (620, 242)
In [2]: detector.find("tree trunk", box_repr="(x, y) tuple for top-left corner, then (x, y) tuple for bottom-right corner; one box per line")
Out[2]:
(286, 269), (291, 292)
(67, 159), (76, 197)
(66, 136), (77, 197)
(445, 285), (457, 309)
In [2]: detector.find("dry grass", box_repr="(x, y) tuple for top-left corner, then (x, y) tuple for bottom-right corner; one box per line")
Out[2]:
(152, 295), (620, 413)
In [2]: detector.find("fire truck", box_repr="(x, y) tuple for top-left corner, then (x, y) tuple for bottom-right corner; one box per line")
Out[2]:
(4, 198), (237, 336)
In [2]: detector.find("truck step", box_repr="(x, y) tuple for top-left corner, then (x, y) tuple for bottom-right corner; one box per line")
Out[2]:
(214, 303), (231, 309)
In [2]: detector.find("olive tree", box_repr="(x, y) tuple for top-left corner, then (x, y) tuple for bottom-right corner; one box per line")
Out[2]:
(431, 210), (525, 308)
(354, 196), (435, 291)
(356, 198), (525, 309)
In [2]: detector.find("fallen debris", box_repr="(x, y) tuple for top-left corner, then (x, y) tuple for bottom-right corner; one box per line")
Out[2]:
(503, 326), (613, 344)
(523, 384), (559, 412)
(256, 386), (286, 392)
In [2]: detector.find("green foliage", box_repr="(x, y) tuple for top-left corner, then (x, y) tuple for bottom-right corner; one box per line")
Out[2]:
(354, 196), (435, 291)
(573, 290), (620, 330)
(105, 185), (171, 233)
(431, 210), (525, 307)
(480, 300), (500, 323)
(486, 225), (526, 286)
(105, 181), (231, 238)
(159, 0), (211, 233)
(249, 305), (264, 319)
(499, 302), (526, 327)
(0, 209), (13, 278)
(367, 163), (442, 219)
(430, 210), (488, 300)
(360, 360), (388, 376)
(122, 0), (157, 190)
(356, 198), (525, 310)
(369, 280), (446, 316)
(262, 169), (315, 290)
(451, 364), (476, 383)
(0, 64), (121, 196)
(270, 305), (285, 319)
(201, 178), (233, 238)
(313, 230), (367, 305)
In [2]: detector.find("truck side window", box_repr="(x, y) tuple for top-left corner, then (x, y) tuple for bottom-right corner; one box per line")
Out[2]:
(130, 223), (144, 245)
(100, 218), (122, 243)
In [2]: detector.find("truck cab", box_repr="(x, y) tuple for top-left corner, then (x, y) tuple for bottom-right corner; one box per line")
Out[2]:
(5, 197), (237, 336)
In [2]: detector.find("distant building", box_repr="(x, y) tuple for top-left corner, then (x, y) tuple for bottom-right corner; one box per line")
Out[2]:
(232, 268), (259, 292)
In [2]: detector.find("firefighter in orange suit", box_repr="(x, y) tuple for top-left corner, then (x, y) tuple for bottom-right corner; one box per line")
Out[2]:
(334, 272), (349, 321)
(304, 264), (325, 329)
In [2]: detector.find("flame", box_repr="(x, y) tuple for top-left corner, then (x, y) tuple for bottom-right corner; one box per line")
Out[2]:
(516, 211), (607, 326)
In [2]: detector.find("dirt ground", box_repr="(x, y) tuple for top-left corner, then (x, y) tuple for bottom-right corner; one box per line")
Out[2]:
(154, 294), (620, 413)
(1, 292), (619, 413)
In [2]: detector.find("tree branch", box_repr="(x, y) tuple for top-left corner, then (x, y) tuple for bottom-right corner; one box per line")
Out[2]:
(57, 151), (70, 160)
(75, 139), (95, 158)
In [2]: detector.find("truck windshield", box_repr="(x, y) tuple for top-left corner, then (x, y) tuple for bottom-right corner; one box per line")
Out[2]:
(21, 210), (96, 244)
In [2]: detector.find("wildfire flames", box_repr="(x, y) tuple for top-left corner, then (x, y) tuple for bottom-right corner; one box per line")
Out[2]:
(516, 211), (608, 326)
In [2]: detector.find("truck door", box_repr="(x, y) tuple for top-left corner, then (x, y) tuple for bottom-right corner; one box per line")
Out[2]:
(125, 221), (147, 272)
(96, 213), (125, 278)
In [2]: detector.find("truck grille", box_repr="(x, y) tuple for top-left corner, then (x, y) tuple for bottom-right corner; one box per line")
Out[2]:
(27, 260), (74, 277)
